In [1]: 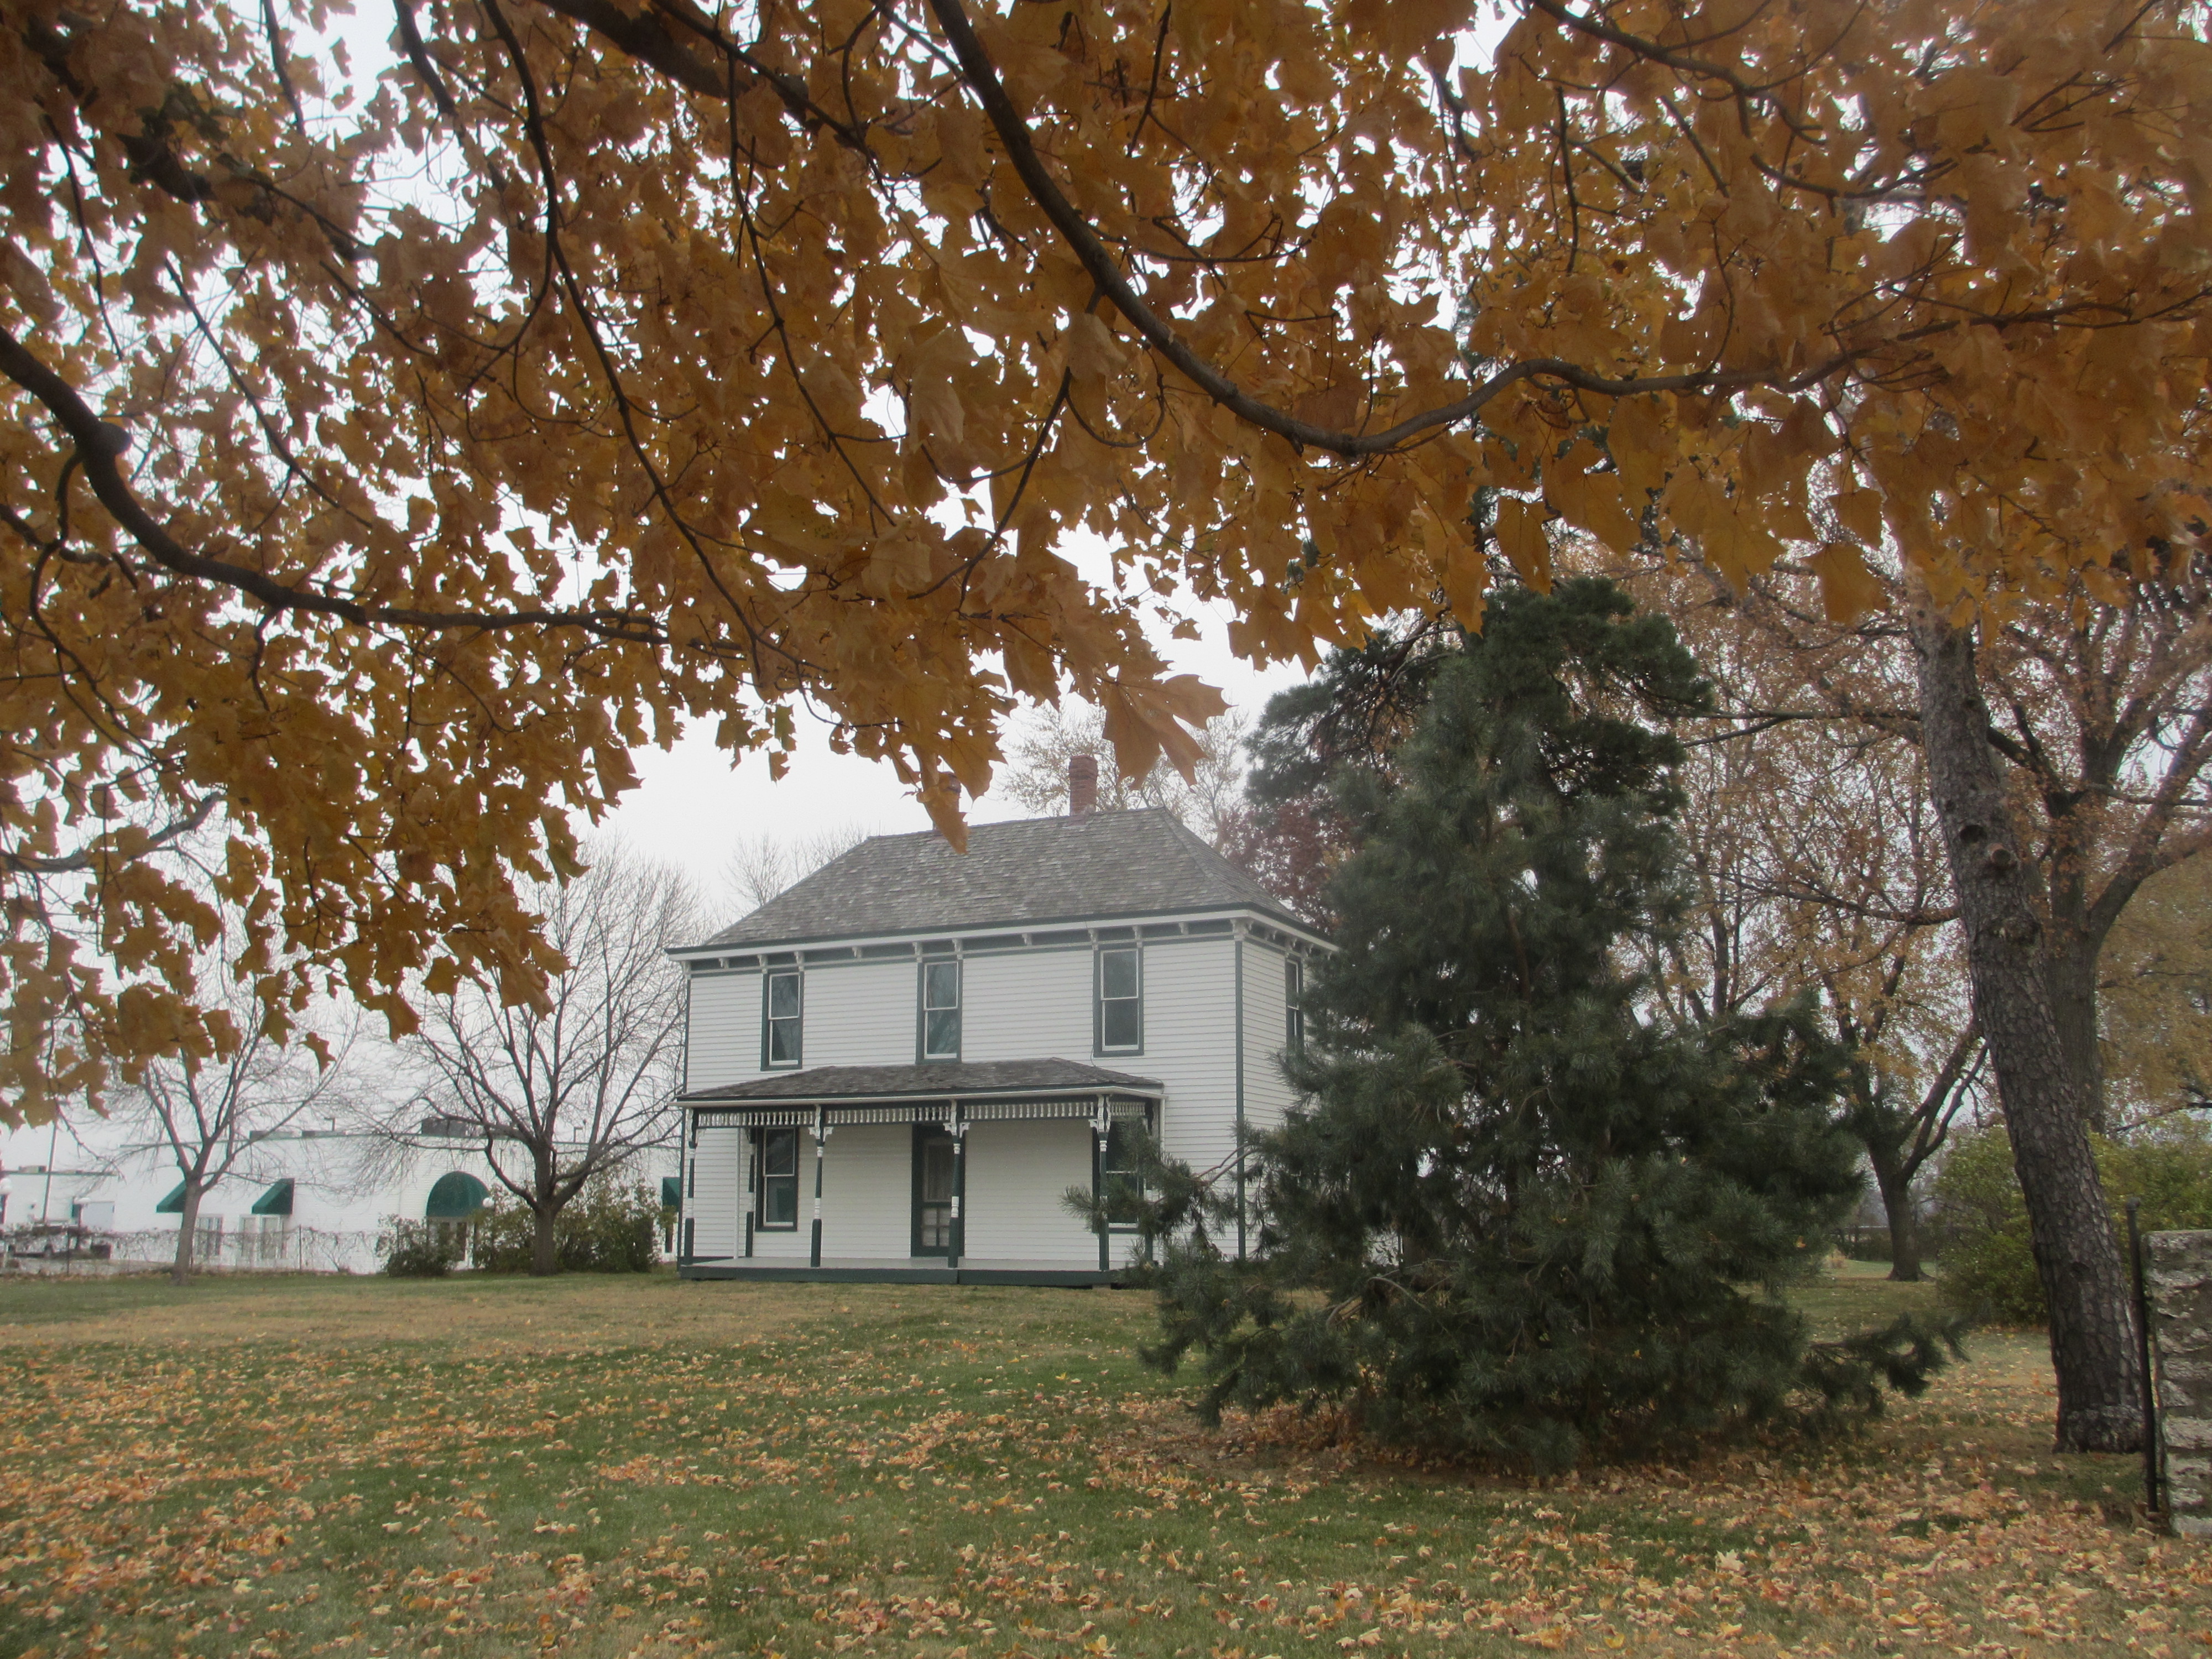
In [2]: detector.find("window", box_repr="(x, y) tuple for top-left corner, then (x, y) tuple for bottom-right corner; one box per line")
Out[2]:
(1098, 946), (1142, 1052)
(757, 1128), (799, 1228)
(764, 969), (802, 1067)
(1101, 1120), (1144, 1228)
(1285, 958), (1305, 1054)
(922, 959), (961, 1060)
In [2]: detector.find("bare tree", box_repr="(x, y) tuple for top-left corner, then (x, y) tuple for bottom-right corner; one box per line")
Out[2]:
(725, 823), (872, 916)
(1001, 703), (1249, 844)
(117, 959), (360, 1285)
(404, 843), (695, 1275)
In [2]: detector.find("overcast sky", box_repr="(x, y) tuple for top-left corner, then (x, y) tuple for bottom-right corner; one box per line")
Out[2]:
(600, 555), (1321, 918)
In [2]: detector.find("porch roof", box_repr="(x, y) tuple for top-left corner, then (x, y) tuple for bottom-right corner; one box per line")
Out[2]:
(680, 1058), (1161, 1126)
(681, 1057), (1161, 1105)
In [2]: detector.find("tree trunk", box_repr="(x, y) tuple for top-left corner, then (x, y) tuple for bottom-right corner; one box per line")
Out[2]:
(1908, 593), (2142, 1452)
(2049, 936), (2110, 1135)
(531, 1203), (559, 1276)
(172, 1182), (201, 1287)
(1870, 1152), (1923, 1283)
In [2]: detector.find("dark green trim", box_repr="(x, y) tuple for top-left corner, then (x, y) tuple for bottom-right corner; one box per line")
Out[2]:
(761, 967), (804, 1070)
(678, 1264), (1130, 1286)
(1093, 942), (1144, 1057)
(154, 1181), (188, 1215)
(251, 1178), (295, 1217)
(911, 1122), (953, 1258)
(916, 958), (962, 1063)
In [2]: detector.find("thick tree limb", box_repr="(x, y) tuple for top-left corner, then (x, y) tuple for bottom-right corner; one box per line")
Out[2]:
(0, 322), (666, 644)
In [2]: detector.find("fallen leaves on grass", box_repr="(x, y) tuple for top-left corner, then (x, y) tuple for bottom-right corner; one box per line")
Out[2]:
(0, 1282), (2203, 1658)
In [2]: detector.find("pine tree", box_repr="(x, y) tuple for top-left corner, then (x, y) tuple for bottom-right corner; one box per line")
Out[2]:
(1124, 579), (1958, 1468)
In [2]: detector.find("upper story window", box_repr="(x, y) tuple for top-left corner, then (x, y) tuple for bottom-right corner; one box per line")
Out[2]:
(1097, 946), (1142, 1052)
(763, 969), (802, 1068)
(756, 1127), (799, 1228)
(1285, 958), (1305, 1054)
(922, 959), (961, 1060)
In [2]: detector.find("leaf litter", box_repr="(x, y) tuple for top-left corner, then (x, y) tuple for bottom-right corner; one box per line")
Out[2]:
(0, 1274), (2201, 1658)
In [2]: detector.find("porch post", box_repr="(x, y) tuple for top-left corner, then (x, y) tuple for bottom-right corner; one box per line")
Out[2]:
(810, 1107), (828, 1268)
(947, 1105), (967, 1271)
(1094, 1098), (1110, 1274)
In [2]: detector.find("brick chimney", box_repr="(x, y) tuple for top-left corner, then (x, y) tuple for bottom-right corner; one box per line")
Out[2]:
(1068, 753), (1098, 816)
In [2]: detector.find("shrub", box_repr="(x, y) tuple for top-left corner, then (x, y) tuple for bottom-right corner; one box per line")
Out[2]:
(470, 1178), (663, 1274)
(1933, 1120), (2212, 1323)
(377, 1218), (464, 1278)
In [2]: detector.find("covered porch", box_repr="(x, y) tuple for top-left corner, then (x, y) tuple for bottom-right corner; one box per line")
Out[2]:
(676, 1059), (1159, 1285)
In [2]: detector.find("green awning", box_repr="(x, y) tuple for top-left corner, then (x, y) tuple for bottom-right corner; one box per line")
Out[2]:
(425, 1171), (489, 1220)
(251, 1178), (294, 1217)
(154, 1181), (187, 1214)
(661, 1176), (682, 1209)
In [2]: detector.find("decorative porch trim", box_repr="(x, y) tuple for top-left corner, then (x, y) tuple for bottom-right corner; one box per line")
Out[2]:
(690, 1093), (1154, 1130)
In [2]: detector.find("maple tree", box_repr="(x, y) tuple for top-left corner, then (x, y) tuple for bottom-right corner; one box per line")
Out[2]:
(7, 0), (2209, 1132)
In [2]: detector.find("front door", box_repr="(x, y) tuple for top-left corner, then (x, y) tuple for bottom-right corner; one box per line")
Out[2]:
(912, 1126), (954, 1256)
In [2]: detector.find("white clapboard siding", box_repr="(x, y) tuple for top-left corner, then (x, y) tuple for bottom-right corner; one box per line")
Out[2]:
(800, 961), (920, 1067)
(964, 1118), (1099, 1262)
(690, 1126), (747, 1260)
(1143, 936), (1238, 1172)
(962, 948), (1093, 1062)
(819, 1124), (911, 1256)
(687, 971), (761, 1091)
(1242, 939), (1300, 1134)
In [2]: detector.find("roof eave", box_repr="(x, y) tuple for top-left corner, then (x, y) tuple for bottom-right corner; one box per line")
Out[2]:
(679, 1079), (1165, 1107)
(668, 901), (1331, 961)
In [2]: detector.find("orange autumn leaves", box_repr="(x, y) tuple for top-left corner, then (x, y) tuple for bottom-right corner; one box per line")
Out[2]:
(3, 0), (2210, 1113)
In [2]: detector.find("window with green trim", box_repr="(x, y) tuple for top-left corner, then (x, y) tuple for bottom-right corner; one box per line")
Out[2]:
(764, 970), (802, 1068)
(1102, 1121), (1144, 1228)
(757, 1128), (799, 1228)
(1098, 947), (1141, 1052)
(922, 959), (961, 1060)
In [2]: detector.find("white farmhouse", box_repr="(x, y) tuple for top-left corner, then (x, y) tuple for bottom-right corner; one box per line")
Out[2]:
(670, 782), (1328, 1283)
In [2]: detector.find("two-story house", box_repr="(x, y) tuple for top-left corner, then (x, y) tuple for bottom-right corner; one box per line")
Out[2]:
(670, 774), (1328, 1283)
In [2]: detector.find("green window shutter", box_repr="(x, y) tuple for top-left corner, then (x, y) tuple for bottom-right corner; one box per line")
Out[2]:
(250, 1178), (295, 1217)
(425, 1171), (489, 1220)
(660, 1176), (682, 1209)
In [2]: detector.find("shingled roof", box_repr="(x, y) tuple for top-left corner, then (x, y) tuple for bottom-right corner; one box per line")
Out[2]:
(690, 807), (1314, 950)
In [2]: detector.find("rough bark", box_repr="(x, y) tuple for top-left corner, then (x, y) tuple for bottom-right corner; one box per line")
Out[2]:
(171, 1182), (201, 1287)
(531, 1201), (559, 1276)
(2048, 938), (2109, 1135)
(1907, 591), (2142, 1452)
(1869, 1153), (1923, 1282)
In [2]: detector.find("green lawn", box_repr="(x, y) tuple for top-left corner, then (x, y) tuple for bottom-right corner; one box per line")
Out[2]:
(0, 1268), (2200, 1659)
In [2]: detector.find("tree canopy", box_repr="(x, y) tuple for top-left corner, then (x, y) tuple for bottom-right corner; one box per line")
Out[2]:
(5, 0), (2209, 1114)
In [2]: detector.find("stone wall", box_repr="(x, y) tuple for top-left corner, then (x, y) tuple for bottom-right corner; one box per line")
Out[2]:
(2147, 1230), (2212, 1536)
